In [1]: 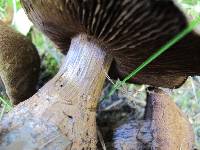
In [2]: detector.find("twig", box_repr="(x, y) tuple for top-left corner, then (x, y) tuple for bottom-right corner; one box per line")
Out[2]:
(192, 112), (200, 120)
(97, 126), (107, 150)
(38, 135), (61, 150)
(104, 99), (123, 111)
(190, 76), (198, 102)
(103, 68), (115, 85)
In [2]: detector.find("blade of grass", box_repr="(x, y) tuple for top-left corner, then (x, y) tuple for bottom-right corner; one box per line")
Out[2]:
(11, 0), (17, 25)
(106, 16), (200, 98)
(0, 104), (6, 120)
(0, 96), (12, 110)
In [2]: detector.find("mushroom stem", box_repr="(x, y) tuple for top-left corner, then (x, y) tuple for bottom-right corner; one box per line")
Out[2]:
(0, 34), (112, 150)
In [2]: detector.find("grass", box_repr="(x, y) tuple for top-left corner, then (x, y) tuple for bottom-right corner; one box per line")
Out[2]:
(0, 96), (13, 120)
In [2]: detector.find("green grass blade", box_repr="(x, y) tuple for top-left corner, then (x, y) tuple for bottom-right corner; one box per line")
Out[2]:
(0, 96), (12, 110)
(0, 105), (6, 120)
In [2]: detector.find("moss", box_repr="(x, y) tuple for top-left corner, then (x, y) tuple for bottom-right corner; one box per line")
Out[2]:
(0, 21), (40, 104)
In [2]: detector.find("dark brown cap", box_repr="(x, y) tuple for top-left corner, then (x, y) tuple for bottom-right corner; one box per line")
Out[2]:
(0, 21), (40, 104)
(21, 0), (200, 88)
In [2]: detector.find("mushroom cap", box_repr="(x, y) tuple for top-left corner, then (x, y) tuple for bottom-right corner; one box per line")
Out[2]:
(21, 0), (200, 88)
(145, 88), (194, 149)
(113, 88), (195, 149)
(0, 21), (40, 104)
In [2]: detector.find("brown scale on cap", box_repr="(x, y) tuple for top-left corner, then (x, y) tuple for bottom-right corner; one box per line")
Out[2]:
(21, 0), (200, 88)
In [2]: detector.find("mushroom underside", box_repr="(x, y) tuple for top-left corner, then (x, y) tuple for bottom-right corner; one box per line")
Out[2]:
(21, 0), (200, 88)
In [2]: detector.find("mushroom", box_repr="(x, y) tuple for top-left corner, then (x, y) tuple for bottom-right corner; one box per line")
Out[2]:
(21, 0), (200, 88)
(113, 88), (194, 150)
(0, 21), (40, 104)
(0, 0), (198, 149)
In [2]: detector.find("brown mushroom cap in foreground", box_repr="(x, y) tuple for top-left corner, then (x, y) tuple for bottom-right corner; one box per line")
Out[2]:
(0, 21), (40, 104)
(114, 88), (194, 150)
(21, 0), (200, 88)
